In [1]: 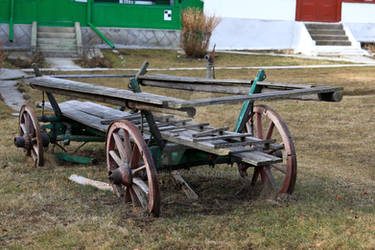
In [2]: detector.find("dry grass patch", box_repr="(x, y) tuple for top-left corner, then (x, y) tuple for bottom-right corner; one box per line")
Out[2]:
(1, 54), (375, 248)
(102, 50), (350, 69)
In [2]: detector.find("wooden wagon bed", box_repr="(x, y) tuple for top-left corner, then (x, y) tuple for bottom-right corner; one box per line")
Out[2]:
(47, 100), (281, 167)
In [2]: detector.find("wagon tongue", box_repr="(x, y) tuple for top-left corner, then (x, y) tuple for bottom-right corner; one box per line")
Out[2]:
(108, 164), (133, 186)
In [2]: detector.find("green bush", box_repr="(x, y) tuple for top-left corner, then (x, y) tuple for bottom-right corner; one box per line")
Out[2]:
(181, 8), (220, 58)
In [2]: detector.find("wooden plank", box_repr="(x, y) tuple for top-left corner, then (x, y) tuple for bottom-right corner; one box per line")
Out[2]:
(192, 127), (229, 137)
(192, 133), (253, 142)
(159, 122), (209, 132)
(27, 76), (192, 111)
(177, 86), (344, 108)
(213, 139), (276, 149)
(58, 107), (109, 132)
(231, 151), (282, 166)
(52, 74), (135, 79)
(141, 80), (252, 95)
(139, 74), (313, 89)
(141, 80), (337, 101)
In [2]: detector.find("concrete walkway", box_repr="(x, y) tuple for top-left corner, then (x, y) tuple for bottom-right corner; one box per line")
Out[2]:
(45, 57), (82, 70)
(0, 68), (27, 111)
(0, 80), (25, 111)
(0, 68), (27, 80)
(220, 50), (375, 64)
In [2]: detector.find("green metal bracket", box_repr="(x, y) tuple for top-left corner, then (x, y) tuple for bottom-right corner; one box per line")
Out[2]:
(87, 0), (115, 49)
(55, 153), (97, 165)
(129, 62), (165, 150)
(234, 69), (266, 133)
(9, 0), (14, 42)
(128, 61), (149, 92)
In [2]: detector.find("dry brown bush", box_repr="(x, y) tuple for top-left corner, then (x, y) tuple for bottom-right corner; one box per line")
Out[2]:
(77, 49), (113, 68)
(6, 52), (47, 68)
(361, 42), (375, 56)
(0, 41), (6, 68)
(181, 8), (220, 58)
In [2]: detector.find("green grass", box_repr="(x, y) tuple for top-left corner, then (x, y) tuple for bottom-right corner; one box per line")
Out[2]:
(1, 51), (375, 248)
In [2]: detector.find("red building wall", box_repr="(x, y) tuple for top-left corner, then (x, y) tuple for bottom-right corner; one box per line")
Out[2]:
(296, 0), (375, 22)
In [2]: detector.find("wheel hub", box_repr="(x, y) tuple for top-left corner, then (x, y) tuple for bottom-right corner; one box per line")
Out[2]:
(14, 134), (32, 150)
(108, 163), (133, 186)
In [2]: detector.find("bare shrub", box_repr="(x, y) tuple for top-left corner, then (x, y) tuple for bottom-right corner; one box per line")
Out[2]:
(77, 48), (113, 68)
(181, 8), (220, 58)
(6, 52), (47, 68)
(361, 42), (375, 56)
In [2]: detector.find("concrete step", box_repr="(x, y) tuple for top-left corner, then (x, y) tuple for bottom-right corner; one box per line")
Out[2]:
(38, 26), (75, 33)
(316, 46), (370, 56)
(40, 52), (79, 58)
(38, 32), (76, 39)
(308, 29), (346, 36)
(38, 49), (78, 54)
(38, 38), (76, 45)
(38, 46), (77, 52)
(305, 23), (342, 30)
(315, 40), (351, 46)
(311, 35), (349, 41)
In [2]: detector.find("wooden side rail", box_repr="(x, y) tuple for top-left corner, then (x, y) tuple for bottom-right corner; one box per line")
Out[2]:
(28, 76), (196, 117)
(138, 74), (343, 102)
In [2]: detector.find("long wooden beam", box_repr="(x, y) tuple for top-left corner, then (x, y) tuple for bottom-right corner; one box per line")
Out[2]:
(27, 76), (196, 117)
(175, 86), (344, 108)
(138, 74), (313, 89)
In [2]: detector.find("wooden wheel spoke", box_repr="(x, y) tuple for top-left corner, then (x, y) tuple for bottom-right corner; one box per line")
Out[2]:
(30, 149), (37, 163)
(132, 165), (146, 174)
(109, 150), (126, 168)
(256, 112), (263, 139)
(265, 122), (275, 140)
(251, 167), (260, 185)
(132, 183), (148, 209)
(263, 166), (277, 189)
(124, 186), (132, 202)
(129, 187), (141, 207)
(271, 164), (287, 174)
(112, 132), (128, 161)
(18, 105), (44, 167)
(106, 120), (160, 216)
(130, 144), (141, 169)
(133, 177), (150, 196)
(20, 123), (27, 134)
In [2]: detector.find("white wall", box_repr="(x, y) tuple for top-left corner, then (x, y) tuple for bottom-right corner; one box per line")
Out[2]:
(209, 18), (315, 54)
(342, 3), (375, 23)
(204, 0), (296, 21)
(345, 23), (375, 42)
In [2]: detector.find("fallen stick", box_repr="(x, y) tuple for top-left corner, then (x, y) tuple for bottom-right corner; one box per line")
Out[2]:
(69, 174), (113, 192)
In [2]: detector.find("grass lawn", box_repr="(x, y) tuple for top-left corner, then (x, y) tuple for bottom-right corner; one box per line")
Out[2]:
(1, 52), (374, 249)
(102, 49), (351, 69)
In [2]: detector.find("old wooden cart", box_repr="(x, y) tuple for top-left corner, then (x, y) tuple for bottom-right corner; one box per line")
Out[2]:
(14, 63), (343, 216)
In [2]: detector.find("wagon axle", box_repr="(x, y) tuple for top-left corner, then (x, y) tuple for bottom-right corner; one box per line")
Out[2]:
(14, 132), (50, 149)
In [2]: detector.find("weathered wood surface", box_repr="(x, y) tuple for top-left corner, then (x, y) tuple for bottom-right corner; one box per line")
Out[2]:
(52, 74), (135, 79)
(139, 74), (343, 102)
(29, 76), (342, 116)
(28, 76), (195, 116)
(138, 74), (313, 89)
(177, 86), (343, 108)
(45, 100), (282, 166)
(69, 174), (113, 192)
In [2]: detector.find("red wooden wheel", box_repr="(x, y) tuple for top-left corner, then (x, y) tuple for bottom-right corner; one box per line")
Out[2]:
(106, 120), (160, 217)
(17, 104), (44, 166)
(240, 104), (297, 194)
